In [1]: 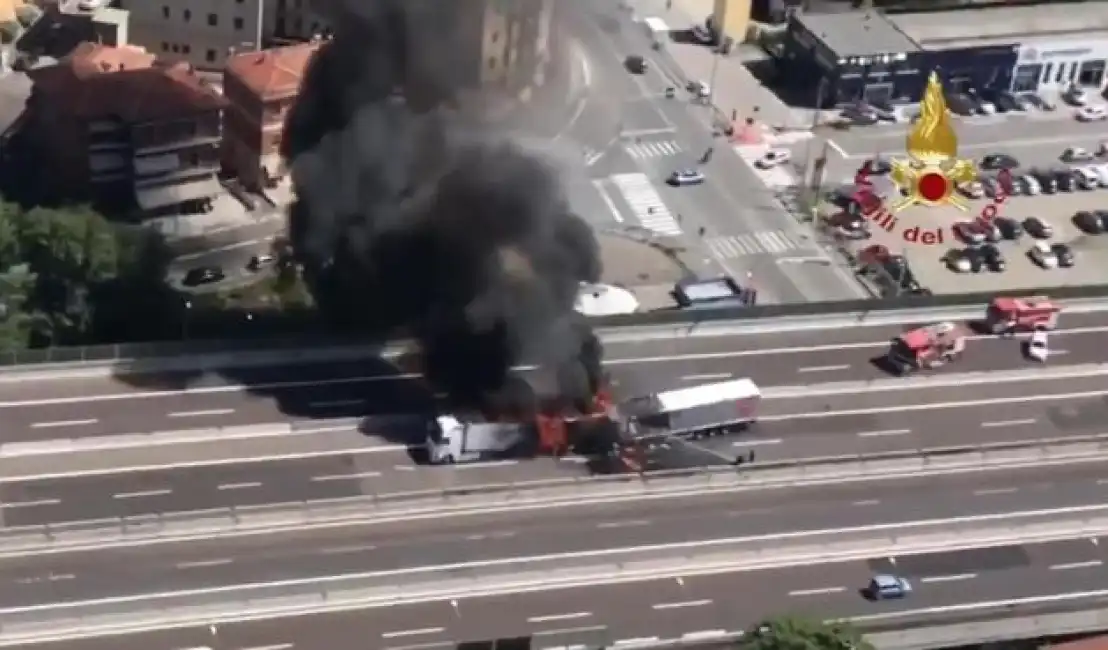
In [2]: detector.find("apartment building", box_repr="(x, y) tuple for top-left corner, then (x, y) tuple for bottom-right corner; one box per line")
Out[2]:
(222, 40), (319, 191)
(27, 42), (228, 214)
(478, 0), (554, 101)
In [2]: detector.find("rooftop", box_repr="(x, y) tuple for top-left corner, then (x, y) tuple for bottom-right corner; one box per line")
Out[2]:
(889, 3), (1108, 48)
(29, 43), (227, 123)
(224, 41), (324, 102)
(792, 11), (921, 59)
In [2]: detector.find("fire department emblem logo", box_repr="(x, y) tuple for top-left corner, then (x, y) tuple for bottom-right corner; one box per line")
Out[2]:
(888, 72), (976, 211)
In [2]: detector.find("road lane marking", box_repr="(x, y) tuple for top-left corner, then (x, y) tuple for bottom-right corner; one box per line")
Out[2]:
(453, 460), (519, 470)
(534, 624), (608, 637)
(681, 373), (733, 381)
(921, 573), (977, 583)
(310, 471), (383, 482)
(167, 409), (235, 418)
(973, 488), (1019, 496)
(592, 179), (625, 223)
(382, 643), (451, 650)
(596, 519), (652, 529)
(466, 531), (516, 541)
(853, 500), (881, 506)
(381, 628), (445, 639)
(307, 399), (364, 409)
(760, 389), (1108, 421)
(175, 558), (233, 570)
(788, 586), (846, 596)
(1050, 560), (1103, 570)
(112, 489), (171, 499)
(527, 612), (592, 623)
(0, 499), (60, 509)
(651, 599), (712, 610)
(217, 482), (261, 491)
(30, 419), (97, 429)
(981, 418), (1037, 428)
(615, 638), (660, 645)
(318, 544), (377, 555)
(856, 429), (911, 438)
(798, 365), (851, 373)
(14, 573), (74, 584)
(731, 438), (782, 447)
(240, 645), (294, 650)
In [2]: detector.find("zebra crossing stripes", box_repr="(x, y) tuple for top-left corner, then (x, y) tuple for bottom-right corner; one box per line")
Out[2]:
(706, 230), (816, 259)
(608, 173), (682, 236)
(625, 139), (682, 160)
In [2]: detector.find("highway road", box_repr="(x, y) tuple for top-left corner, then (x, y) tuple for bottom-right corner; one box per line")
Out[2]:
(5, 314), (1108, 438)
(3, 461), (1108, 606)
(11, 539), (1108, 650)
(4, 360), (1108, 522)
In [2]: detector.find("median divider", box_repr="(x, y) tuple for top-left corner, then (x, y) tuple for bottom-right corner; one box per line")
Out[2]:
(3, 434), (1108, 557)
(5, 512), (1108, 645)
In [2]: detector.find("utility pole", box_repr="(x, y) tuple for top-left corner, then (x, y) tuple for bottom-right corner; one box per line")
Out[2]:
(254, 0), (265, 51)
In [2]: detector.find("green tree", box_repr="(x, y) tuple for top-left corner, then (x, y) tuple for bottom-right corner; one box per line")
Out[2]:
(740, 616), (872, 650)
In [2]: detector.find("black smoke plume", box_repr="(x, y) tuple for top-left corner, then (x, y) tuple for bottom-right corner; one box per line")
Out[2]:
(282, 0), (605, 411)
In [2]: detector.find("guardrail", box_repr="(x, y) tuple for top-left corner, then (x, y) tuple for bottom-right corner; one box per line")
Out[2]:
(5, 289), (1108, 371)
(2, 434), (1108, 557)
(4, 511), (1108, 644)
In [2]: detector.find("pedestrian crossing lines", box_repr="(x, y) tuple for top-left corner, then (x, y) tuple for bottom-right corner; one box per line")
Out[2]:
(705, 230), (817, 259)
(625, 139), (683, 161)
(608, 173), (682, 236)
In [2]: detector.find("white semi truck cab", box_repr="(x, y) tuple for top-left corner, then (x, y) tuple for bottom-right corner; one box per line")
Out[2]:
(425, 415), (530, 464)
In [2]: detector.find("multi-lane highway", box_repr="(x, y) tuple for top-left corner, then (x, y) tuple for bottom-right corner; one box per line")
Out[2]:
(3, 461), (1108, 608)
(11, 537), (1108, 650)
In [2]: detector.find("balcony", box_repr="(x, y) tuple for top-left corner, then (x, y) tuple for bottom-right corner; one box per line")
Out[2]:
(132, 133), (222, 157)
(133, 152), (220, 186)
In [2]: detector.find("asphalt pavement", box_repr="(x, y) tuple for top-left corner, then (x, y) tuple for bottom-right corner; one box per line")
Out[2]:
(4, 461), (1108, 608)
(12, 544), (1108, 650)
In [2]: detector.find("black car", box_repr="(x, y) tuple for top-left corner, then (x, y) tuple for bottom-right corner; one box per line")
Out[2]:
(624, 55), (647, 74)
(960, 246), (986, 273)
(994, 216), (1023, 240)
(1095, 210), (1108, 231)
(183, 266), (225, 286)
(945, 93), (976, 116)
(980, 154), (1020, 170)
(997, 91), (1024, 111)
(1024, 216), (1054, 239)
(1052, 243), (1075, 267)
(980, 243), (1006, 272)
(1054, 169), (1076, 192)
(842, 103), (879, 125)
(870, 100), (898, 122)
(1074, 210), (1103, 234)
(1031, 170), (1057, 193)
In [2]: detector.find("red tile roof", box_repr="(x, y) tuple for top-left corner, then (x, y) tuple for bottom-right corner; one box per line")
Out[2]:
(224, 42), (322, 102)
(31, 43), (227, 123)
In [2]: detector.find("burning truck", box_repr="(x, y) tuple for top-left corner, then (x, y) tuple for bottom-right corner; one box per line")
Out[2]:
(425, 377), (762, 465)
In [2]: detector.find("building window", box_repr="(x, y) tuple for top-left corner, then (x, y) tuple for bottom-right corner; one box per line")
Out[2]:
(488, 57), (496, 70)
(162, 5), (169, 18)
(182, 44), (191, 54)
(1040, 63), (1053, 84)
(206, 49), (217, 63)
(183, 9), (191, 21)
(1055, 63), (1065, 84)
(161, 41), (169, 51)
(1079, 60), (1106, 88)
(234, 17), (244, 30)
(1012, 63), (1041, 93)
(208, 13), (218, 26)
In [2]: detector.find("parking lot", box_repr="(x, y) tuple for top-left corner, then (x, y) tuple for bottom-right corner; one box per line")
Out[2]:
(810, 102), (1108, 295)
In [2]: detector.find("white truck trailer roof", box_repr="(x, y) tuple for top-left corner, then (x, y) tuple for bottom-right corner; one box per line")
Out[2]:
(654, 378), (760, 413)
(643, 16), (670, 34)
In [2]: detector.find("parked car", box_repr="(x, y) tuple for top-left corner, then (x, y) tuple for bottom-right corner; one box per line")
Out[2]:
(1095, 209), (1108, 230)
(1031, 170), (1057, 194)
(944, 248), (973, 273)
(1062, 147), (1094, 163)
(980, 153), (1020, 170)
(1025, 93), (1056, 111)
(1024, 216), (1054, 239)
(966, 89), (996, 114)
(980, 243), (1006, 272)
(994, 216), (1023, 240)
(953, 221), (986, 244)
(1065, 85), (1090, 106)
(945, 93), (977, 117)
(1029, 240), (1058, 268)
(1053, 169), (1076, 192)
(1074, 167), (1100, 190)
(183, 266), (225, 286)
(1052, 242), (1076, 267)
(1077, 105), (1107, 121)
(958, 181), (984, 199)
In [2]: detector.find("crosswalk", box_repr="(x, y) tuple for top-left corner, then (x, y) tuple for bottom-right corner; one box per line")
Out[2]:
(625, 139), (683, 161)
(608, 172), (682, 236)
(705, 230), (818, 259)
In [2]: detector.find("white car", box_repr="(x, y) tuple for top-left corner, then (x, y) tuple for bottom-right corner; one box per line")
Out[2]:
(687, 80), (711, 98)
(667, 168), (706, 186)
(1026, 330), (1049, 362)
(1076, 105), (1107, 122)
(1092, 164), (1108, 187)
(1065, 86), (1090, 106)
(944, 249), (971, 273)
(1075, 167), (1100, 189)
(690, 24), (715, 44)
(77, 0), (104, 8)
(1062, 147), (1094, 162)
(1029, 240), (1058, 269)
(755, 148), (791, 169)
(958, 181), (984, 199)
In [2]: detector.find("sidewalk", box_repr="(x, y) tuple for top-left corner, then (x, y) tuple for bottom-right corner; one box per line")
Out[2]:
(628, 0), (815, 131)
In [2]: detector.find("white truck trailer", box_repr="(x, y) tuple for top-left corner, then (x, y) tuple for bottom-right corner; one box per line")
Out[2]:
(620, 378), (761, 439)
(426, 415), (535, 465)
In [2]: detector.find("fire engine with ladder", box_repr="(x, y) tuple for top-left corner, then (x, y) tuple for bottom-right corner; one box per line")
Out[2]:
(980, 296), (1061, 334)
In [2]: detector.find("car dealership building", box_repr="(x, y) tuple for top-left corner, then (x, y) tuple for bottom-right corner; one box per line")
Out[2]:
(779, 3), (1108, 106)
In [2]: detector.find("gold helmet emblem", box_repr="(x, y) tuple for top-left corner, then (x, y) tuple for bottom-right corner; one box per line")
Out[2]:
(889, 72), (976, 212)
